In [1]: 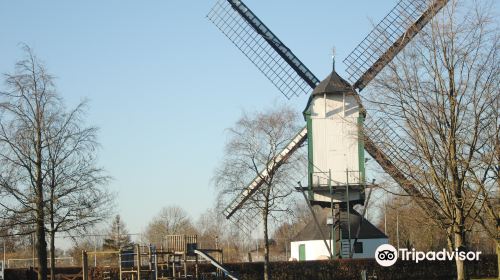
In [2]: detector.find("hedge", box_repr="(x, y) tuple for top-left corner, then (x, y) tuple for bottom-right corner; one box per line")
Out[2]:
(5, 254), (497, 280)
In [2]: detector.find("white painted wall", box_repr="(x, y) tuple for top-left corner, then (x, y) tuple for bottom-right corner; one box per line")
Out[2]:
(290, 238), (388, 261)
(311, 188), (363, 203)
(340, 238), (389, 259)
(290, 240), (333, 261)
(309, 93), (362, 185)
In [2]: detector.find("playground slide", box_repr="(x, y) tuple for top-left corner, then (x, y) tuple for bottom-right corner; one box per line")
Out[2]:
(194, 250), (239, 280)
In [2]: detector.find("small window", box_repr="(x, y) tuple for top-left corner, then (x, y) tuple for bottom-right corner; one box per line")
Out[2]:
(354, 241), (363, 253)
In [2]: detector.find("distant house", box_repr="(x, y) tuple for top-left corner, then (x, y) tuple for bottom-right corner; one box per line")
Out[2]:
(290, 208), (387, 261)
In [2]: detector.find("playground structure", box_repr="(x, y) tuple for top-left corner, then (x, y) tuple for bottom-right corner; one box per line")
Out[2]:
(81, 235), (237, 280)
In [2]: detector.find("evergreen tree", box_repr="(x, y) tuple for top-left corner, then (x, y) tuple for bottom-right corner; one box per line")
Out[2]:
(103, 215), (133, 250)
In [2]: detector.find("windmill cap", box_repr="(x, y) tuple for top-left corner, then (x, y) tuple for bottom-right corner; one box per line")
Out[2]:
(311, 70), (353, 95)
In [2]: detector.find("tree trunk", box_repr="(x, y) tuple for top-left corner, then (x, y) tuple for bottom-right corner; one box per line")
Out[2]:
(36, 163), (47, 280)
(36, 102), (48, 280)
(496, 239), (499, 280)
(454, 227), (466, 280)
(448, 78), (467, 280)
(49, 232), (55, 280)
(263, 208), (270, 280)
(496, 214), (499, 280)
(36, 201), (48, 280)
(49, 178), (56, 280)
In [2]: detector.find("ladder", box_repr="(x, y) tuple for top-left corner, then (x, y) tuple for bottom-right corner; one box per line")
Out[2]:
(340, 240), (351, 259)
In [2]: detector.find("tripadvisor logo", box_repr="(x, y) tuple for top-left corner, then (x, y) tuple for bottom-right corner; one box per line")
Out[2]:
(374, 244), (482, 267)
(375, 244), (398, 267)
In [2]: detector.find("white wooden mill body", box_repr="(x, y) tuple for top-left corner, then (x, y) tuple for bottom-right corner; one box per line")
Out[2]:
(303, 70), (365, 204)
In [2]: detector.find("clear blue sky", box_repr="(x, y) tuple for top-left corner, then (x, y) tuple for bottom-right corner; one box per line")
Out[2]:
(0, 1), (398, 240)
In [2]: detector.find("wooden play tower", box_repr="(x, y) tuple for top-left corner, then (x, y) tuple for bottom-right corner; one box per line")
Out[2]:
(82, 234), (236, 280)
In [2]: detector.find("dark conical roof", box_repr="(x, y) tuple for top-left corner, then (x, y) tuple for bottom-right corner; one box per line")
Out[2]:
(291, 207), (387, 241)
(311, 70), (352, 96)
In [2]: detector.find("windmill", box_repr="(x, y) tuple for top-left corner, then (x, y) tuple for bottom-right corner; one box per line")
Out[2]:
(207, 0), (449, 259)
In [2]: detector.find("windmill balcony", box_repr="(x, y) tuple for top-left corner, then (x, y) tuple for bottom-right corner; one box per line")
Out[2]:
(296, 174), (365, 208)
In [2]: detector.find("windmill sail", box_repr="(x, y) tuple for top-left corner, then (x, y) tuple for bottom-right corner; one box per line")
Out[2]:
(341, 0), (450, 221)
(207, 0), (319, 99)
(343, 0), (449, 90)
(364, 120), (444, 220)
(223, 126), (307, 219)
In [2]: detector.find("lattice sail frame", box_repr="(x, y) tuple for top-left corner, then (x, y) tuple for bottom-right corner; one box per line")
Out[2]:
(227, 158), (309, 237)
(364, 118), (429, 178)
(207, 0), (319, 99)
(343, 0), (430, 87)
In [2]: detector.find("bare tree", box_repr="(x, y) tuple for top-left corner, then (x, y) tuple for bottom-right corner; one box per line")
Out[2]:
(0, 221), (32, 255)
(0, 45), (113, 280)
(271, 201), (312, 260)
(470, 84), (500, 276)
(367, 1), (499, 278)
(196, 208), (225, 249)
(0, 45), (59, 280)
(379, 195), (449, 251)
(67, 235), (102, 266)
(214, 105), (304, 280)
(196, 209), (248, 262)
(44, 101), (112, 280)
(143, 206), (197, 247)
